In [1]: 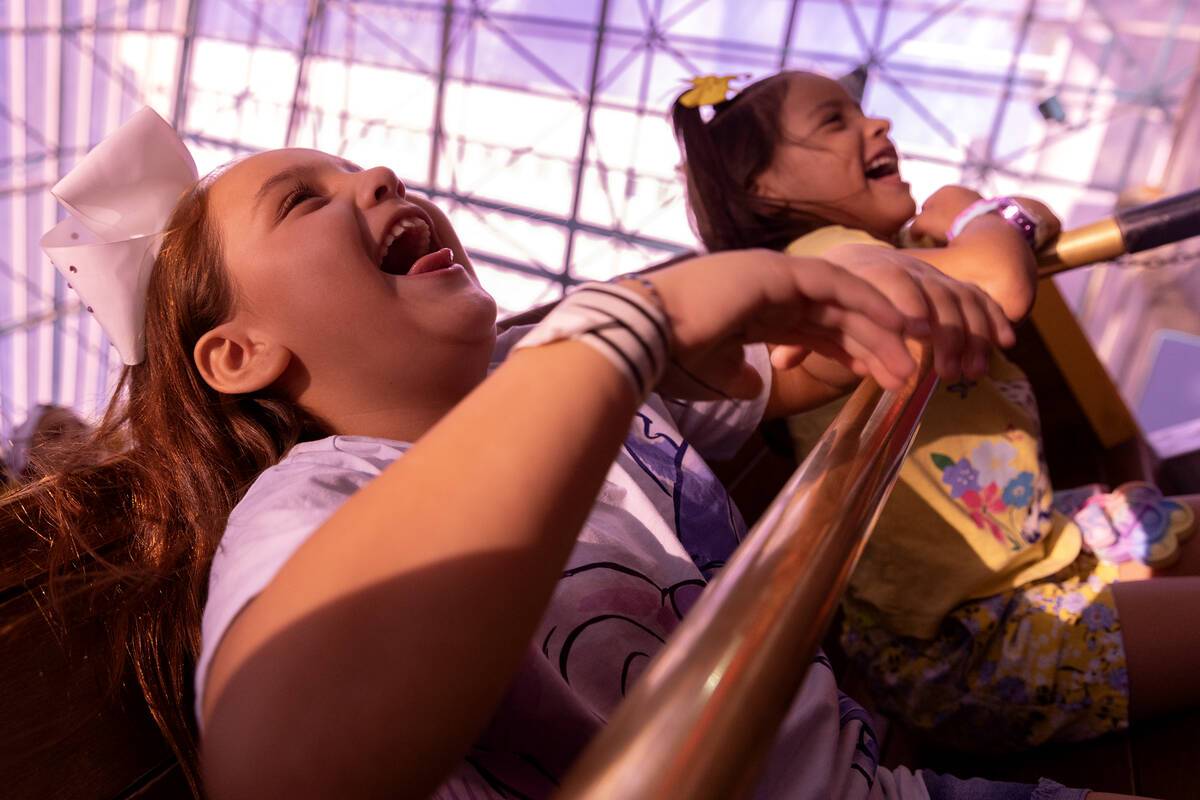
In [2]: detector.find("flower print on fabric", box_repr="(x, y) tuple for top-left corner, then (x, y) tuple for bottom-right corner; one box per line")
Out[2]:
(1002, 471), (1035, 507)
(971, 441), (1018, 488)
(935, 456), (980, 498)
(933, 441), (1042, 551)
(841, 552), (1129, 750)
(961, 484), (1009, 545)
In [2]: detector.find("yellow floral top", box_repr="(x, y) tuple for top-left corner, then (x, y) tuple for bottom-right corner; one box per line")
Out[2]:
(786, 226), (1083, 639)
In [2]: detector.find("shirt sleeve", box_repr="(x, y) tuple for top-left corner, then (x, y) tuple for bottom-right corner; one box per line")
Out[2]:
(662, 342), (773, 462)
(193, 452), (379, 725)
(785, 225), (893, 257)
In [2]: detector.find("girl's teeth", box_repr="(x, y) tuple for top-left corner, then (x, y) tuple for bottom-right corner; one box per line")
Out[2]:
(380, 217), (434, 268)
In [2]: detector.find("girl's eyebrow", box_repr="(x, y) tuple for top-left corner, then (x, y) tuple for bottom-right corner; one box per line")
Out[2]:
(810, 97), (862, 117)
(810, 98), (841, 116)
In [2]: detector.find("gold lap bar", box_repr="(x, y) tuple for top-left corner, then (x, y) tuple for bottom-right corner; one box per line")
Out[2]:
(557, 348), (937, 800)
(1036, 217), (1126, 277)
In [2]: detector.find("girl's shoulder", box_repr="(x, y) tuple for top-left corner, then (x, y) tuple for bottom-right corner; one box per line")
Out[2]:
(199, 433), (415, 708)
(228, 435), (410, 527)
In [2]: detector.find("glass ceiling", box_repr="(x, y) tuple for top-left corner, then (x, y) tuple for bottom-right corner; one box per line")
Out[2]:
(3, 0), (1199, 453)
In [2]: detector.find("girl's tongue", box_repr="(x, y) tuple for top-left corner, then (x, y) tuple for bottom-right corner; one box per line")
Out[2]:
(380, 217), (442, 275)
(408, 247), (456, 276)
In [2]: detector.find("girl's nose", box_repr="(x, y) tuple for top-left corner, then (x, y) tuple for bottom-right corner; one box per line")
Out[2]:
(866, 115), (892, 138)
(357, 166), (405, 207)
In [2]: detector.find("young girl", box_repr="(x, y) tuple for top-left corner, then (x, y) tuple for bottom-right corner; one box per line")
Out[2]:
(673, 70), (1200, 752)
(10, 107), (1135, 800)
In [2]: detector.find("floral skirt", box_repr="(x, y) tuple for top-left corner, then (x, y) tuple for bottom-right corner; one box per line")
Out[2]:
(841, 551), (1129, 752)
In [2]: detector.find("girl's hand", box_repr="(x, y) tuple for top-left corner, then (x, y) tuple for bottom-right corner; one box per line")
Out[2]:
(908, 185), (983, 245)
(637, 249), (923, 399)
(821, 244), (1015, 381)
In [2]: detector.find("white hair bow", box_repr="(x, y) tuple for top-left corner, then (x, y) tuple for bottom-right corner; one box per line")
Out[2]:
(40, 107), (198, 365)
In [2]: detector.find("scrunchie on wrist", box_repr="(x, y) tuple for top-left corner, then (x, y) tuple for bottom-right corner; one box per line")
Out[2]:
(510, 282), (670, 400)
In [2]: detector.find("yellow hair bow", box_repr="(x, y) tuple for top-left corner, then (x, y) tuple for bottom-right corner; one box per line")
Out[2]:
(678, 74), (741, 109)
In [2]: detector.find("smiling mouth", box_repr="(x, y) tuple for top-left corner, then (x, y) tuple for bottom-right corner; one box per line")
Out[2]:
(864, 153), (900, 180)
(379, 217), (439, 276)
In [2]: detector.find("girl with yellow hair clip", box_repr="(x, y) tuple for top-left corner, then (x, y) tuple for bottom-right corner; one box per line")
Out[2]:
(673, 69), (1199, 755)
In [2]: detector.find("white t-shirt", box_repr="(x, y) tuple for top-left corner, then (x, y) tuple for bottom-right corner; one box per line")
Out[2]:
(196, 330), (928, 800)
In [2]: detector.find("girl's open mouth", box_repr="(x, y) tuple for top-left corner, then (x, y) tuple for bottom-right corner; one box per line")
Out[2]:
(864, 153), (900, 181)
(379, 216), (443, 276)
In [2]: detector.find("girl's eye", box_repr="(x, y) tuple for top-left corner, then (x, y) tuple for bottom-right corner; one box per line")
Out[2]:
(824, 112), (844, 128)
(279, 184), (319, 219)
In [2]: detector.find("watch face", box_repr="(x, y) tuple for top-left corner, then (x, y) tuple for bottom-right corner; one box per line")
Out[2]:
(998, 202), (1041, 248)
(949, 197), (1044, 248)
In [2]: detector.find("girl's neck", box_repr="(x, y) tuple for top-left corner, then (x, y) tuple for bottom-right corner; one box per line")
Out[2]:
(301, 355), (490, 445)
(324, 397), (462, 443)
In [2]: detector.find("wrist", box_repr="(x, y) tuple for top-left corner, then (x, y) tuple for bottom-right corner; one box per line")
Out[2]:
(513, 281), (671, 400)
(948, 197), (1046, 249)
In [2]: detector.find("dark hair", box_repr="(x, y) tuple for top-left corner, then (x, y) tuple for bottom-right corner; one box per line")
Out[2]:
(672, 70), (828, 253)
(0, 178), (329, 793)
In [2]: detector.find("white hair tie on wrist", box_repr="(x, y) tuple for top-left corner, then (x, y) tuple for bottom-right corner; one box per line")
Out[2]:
(511, 282), (670, 399)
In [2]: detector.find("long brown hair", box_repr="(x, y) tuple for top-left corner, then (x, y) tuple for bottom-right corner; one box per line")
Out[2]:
(2, 178), (328, 792)
(672, 70), (829, 253)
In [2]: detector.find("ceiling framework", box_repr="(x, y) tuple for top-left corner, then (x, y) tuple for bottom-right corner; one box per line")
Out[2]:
(2, 0), (1198, 443)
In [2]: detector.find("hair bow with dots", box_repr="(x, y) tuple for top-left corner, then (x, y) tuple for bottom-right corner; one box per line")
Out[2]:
(40, 107), (198, 365)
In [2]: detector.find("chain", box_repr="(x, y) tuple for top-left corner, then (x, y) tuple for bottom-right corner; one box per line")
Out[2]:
(1109, 248), (1200, 269)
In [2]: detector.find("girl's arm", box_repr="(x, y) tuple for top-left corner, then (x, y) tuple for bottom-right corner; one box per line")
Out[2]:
(201, 250), (916, 799)
(765, 186), (1060, 419)
(902, 185), (1061, 322)
(764, 245), (1015, 420)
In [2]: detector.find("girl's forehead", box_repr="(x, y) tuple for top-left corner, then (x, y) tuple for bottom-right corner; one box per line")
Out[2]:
(209, 149), (340, 224)
(218, 148), (329, 189)
(785, 73), (850, 106)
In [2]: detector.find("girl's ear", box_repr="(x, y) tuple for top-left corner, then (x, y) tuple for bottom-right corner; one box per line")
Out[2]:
(193, 322), (291, 395)
(752, 166), (788, 203)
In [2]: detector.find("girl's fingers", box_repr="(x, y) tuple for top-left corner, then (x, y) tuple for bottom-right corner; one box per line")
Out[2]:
(824, 271), (910, 336)
(812, 305), (916, 384)
(839, 331), (910, 391)
(767, 315), (911, 391)
(792, 261), (908, 335)
(792, 308), (914, 390)
(922, 282), (967, 381)
(778, 323), (856, 368)
(747, 265), (914, 380)
(769, 344), (811, 371)
(955, 289), (994, 379)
